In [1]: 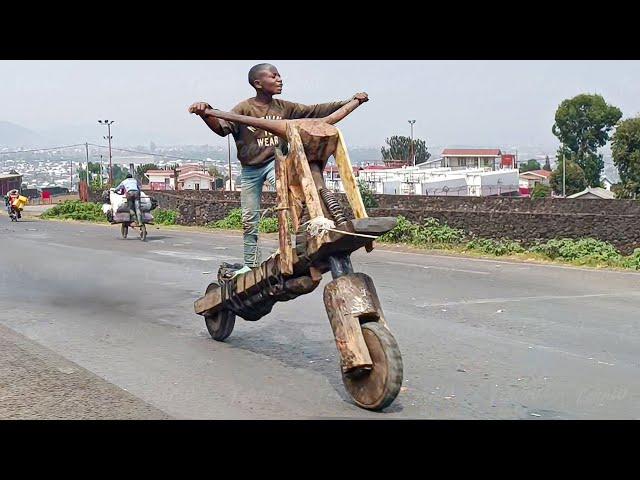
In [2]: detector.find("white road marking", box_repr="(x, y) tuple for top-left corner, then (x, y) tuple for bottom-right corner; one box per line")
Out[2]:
(420, 292), (640, 308)
(151, 250), (238, 262)
(379, 260), (489, 275)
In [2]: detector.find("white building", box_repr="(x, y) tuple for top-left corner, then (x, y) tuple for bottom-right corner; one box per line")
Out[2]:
(145, 169), (176, 190)
(321, 147), (519, 197)
(441, 148), (504, 170)
(352, 164), (519, 197)
(518, 169), (552, 196)
(178, 171), (215, 190)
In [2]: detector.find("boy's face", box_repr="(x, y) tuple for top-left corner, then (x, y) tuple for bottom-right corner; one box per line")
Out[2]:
(254, 67), (283, 95)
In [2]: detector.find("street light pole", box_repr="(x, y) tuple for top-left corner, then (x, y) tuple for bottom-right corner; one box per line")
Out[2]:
(227, 135), (232, 191)
(85, 142), (90, 186)
(98, 120), (115, 185)
(408, 120), (416, 166)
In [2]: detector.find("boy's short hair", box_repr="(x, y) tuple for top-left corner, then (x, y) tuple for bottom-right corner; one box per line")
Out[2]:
(248, 63), (276, 86)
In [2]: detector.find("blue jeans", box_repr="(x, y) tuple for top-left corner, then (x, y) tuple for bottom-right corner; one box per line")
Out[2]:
(240, 161), (276, 267)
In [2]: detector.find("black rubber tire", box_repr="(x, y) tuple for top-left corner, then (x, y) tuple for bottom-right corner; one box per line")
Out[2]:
(139, 223), (147, 241)
(341, 322), (403, 411)
(121, 223), (128, 238)
(203, 282), (235, 341)
(205, 309), (236, 341)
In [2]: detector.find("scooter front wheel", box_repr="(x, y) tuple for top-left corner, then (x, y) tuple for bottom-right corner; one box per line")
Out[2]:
(341, 322), (403, 411)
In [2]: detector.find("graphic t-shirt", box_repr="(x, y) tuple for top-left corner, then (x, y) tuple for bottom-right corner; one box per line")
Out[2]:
(217, 97), (350, 167)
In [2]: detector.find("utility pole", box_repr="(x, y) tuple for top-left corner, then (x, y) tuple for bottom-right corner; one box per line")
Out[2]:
(227, 135), (232, 191)
(68, 157), (73, 192)
(85, 142), (90, 185)
(408, 120), (416, 166)
(99, 155), (104, 187)
(98, 120), (115, 185)
(562, 153), (566, 198)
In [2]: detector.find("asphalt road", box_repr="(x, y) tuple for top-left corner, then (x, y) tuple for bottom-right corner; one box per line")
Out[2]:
(1, 214), (639, 419)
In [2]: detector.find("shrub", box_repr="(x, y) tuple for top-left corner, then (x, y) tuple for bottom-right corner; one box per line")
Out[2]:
(528, 238), (621, 263)
(414, 218), (466, 245)
(153, 209), (178, 225)
(207, 208), (279, 233)
(208, 208), (243, 230)
(621, 248), (640, 270)
(466, 238), (525, 256)
(358, 180), (379, 208)
(258, 216), (279, 233)
(41, 200), (106, 222)
(378, 216), (420, 243)
(378, 216), (465, 246)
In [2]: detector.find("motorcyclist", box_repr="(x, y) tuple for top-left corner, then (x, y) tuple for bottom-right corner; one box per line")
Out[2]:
(114, 174), (143, 226)
(4, 189), (21, 219)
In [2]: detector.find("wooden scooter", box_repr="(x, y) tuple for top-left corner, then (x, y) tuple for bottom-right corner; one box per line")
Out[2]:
(193, 98), (403, 411)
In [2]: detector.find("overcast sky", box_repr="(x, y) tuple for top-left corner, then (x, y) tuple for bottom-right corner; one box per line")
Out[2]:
(1, 60), (639, 152)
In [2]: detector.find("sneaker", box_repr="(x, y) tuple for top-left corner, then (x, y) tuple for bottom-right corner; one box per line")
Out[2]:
(231, 265), (252, 278)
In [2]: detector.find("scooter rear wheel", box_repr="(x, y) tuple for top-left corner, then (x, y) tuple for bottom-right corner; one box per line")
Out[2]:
(341, 322), (403, 411)
(120, 223), (128, 238)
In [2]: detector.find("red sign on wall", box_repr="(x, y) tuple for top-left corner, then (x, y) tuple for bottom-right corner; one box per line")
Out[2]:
(501, 154), (515, 168)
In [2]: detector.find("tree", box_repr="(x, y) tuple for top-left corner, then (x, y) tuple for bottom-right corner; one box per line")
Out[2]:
(611, 182), (635, 199)
(550, 160), (587, 196)
(611, 116), (640, 198)
(519, 158), (541, 173)
(381, 135), (431, 165)
(111, 164), (129, 185)
(552, 93), (622, 187)
(78, 167), (88, 182)
(357, 179), (378, 208)
(77, 161), (103, 182)
(543, 155), (552, 171)
(136, 163), (159, 185)
(530, 183), (551, 198)
(208, 166), (222, 178)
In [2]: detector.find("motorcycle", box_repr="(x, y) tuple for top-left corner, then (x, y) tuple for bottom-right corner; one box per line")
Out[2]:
(8, 205), (20, 222)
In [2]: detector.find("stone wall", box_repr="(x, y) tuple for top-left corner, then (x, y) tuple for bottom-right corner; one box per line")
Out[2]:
(147, 190), (277, 226)
(93, 189), (640, 254)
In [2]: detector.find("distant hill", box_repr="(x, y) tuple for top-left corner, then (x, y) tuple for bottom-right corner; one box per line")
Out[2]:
(342, 146), (382, 165)
(0, 121), (49, 148)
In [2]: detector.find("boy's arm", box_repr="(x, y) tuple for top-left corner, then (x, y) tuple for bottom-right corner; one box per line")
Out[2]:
(188, 101), (234, 137)
(288, 92), (369, 119)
